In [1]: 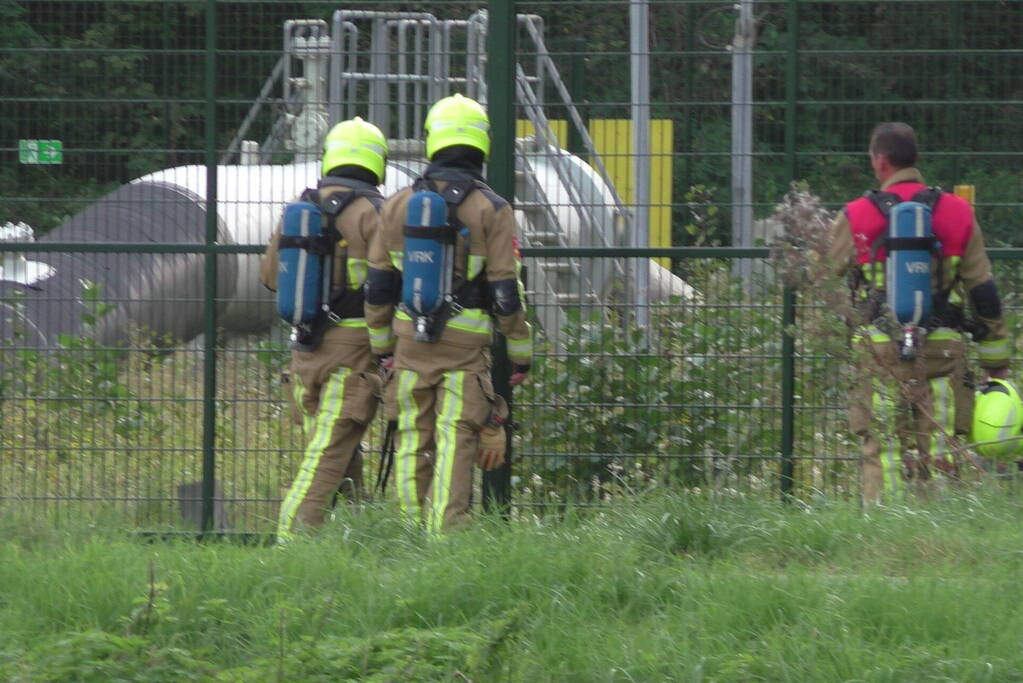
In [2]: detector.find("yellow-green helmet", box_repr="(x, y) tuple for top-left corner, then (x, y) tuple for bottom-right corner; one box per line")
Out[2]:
(424, 93), (490, 160)
(971, 378), (1023, 460)
(321, 117), (387, 182)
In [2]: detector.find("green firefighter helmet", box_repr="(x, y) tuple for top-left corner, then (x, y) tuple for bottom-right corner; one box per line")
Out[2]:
(321, 117), (388, 183)
(971, 378), (1023, 460)
(424, 93), (490, 160)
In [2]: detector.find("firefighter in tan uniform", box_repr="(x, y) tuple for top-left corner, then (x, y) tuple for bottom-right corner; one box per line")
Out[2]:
(259, 118), (387, 542)
(365, 94), (532, 533)
(827, 122), (1010, 504)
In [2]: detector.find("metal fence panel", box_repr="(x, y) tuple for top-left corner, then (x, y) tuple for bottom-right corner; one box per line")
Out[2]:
(3, 1), (1023, 532)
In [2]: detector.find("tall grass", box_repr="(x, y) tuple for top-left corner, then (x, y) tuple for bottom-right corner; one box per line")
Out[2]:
(3, 488), (1023, 681)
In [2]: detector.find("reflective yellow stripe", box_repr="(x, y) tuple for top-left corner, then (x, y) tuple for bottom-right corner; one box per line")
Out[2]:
(394, 369), (421, 525)
(336, 318), (366, 328)
(860, 255), (962, 302)
(428, 371), (464, 535)
(507, 334), (532, 359)
(872, 378), (895, 425)
(389, 250), (404, 271)
(873, 378), (904, 501)
(854, 325), (891, 344)
(397, 308), (493, 336)
(446, 309), (492, 335)
(368, 325), (394, 346)
(854, 325), (959, 344)
(293, 375), (313, 435)
(277, 368), (349, 542)
(944, 256), (961, 293)
(859, 264), (885, 290)
(979, 339), (1010, 361)
(880, 438), (903, 500)
(929, 376), (955, 464)
(468, 254), (486, 280)
(347, 257), (368, 287)
(926, 327), (958, 341)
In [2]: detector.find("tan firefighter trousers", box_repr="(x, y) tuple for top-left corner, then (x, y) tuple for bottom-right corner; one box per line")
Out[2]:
(386, 339), (497, 533)
(849, 326), (972, 505)
(277, 327), (381, 541)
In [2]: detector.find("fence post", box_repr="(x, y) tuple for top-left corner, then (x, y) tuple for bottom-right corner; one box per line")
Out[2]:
(784, 0), (798, 182)
(483, 0), (516, 514)
(201, 0), (219, 534)
(780, 285), (796, 499)
(780, 0), (798, 501)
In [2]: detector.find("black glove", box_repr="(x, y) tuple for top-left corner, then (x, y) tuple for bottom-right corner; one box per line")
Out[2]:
(510, 363), (530, 387)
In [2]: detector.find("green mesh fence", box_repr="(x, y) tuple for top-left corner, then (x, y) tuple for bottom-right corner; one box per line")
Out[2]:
(2, 1), (1023, 533)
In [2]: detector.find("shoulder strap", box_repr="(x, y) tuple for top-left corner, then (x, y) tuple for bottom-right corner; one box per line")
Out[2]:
(318, 177), (384, 212)
(910, 187), (942, 211)
(412, 177), (479, 208)
(316, 181), (381, 216)
(318, 176), (381, 195)
(911, 187), (949, 310)
(865, 190), (902, 217)
(864, 191), (897, 271)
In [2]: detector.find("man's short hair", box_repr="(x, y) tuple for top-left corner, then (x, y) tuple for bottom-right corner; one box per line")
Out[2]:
(869, 122), (918, 169)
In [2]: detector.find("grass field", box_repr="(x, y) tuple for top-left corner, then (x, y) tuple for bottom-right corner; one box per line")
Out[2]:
(3, 488), (1023, 681)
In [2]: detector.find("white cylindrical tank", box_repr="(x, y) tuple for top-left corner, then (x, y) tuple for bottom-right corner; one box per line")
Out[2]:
(135, 153), (698, 338)
(134, 161), (424, 334)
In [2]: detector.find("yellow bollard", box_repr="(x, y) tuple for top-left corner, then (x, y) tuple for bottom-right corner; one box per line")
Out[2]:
(953, 185), (976, 206)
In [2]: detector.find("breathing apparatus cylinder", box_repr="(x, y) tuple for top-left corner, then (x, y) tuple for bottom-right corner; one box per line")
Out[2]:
(402, 190), (453, 342)
(277, 200), (331, 327)
(885, 200), (936, 360)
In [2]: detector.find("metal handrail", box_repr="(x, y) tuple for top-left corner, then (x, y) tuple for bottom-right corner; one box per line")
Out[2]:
(520, 16), (632, 226)
(515, 67), (624, 262)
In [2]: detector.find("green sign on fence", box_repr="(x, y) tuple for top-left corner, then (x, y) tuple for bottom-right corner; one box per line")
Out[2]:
(19, 139), (63, 165)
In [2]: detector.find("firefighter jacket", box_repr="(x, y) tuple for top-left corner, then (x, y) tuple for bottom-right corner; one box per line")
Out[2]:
(827, 167), (1010, 370)
(364, 165), (533, 367)
(259, 178), (383, 345)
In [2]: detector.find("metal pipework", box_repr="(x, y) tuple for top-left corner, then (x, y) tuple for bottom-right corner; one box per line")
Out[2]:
(331, 10), (445, 134)
(630, 0), (651, 334)
(730, 0), (755, 285)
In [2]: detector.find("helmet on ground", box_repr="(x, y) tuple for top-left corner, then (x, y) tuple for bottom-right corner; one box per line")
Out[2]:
(321, 117), (388, 182)
(971, 378), (1023, 460)
(424, 93), (490, 160)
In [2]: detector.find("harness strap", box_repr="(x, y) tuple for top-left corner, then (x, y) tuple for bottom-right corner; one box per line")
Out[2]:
(278, 232), (339, 255)
(405, 225), (457, 243)
(888, 236), (937, 251)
